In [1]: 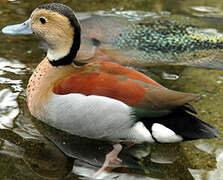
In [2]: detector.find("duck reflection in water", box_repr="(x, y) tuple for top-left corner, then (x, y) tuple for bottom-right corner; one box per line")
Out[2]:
(0, 120), (218, 179)
(0, 128), (73, 179)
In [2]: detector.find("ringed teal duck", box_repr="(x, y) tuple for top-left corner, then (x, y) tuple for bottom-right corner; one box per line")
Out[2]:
(3, 5), (223, 69)
(2, 3), (219, 175)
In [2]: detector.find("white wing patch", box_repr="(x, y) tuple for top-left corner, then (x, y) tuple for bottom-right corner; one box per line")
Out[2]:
(128, 122), (155, 143)
(151, 123), (183, 143)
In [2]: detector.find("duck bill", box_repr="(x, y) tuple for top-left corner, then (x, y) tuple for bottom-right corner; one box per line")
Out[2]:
(2, 19), (33, 35)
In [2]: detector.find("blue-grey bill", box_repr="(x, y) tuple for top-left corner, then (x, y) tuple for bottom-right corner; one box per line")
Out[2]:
(2, 19), (33, 35)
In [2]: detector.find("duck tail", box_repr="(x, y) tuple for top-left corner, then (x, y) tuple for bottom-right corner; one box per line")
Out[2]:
(141, 108), (219, 143)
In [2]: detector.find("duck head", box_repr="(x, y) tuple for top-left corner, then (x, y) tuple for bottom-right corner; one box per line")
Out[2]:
(2, 3), (81, 66)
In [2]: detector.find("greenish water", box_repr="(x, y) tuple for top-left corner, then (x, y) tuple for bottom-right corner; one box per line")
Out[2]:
(0, 0), (223, 179)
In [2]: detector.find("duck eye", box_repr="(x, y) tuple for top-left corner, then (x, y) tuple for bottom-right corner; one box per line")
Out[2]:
(39, 17), (46, 24)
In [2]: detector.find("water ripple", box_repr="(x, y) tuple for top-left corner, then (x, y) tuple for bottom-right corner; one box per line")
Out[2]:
(0, 57), (26, 75)
(0, 89), (19, 129)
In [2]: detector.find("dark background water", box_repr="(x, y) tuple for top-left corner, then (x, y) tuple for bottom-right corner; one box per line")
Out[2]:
(1, 0), (223, 179)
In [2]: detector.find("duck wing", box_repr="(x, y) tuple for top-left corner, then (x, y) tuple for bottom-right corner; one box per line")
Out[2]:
(53, 62), (198, 112)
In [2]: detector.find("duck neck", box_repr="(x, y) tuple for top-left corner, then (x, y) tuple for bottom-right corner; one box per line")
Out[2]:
(47, 21), (81, 67)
